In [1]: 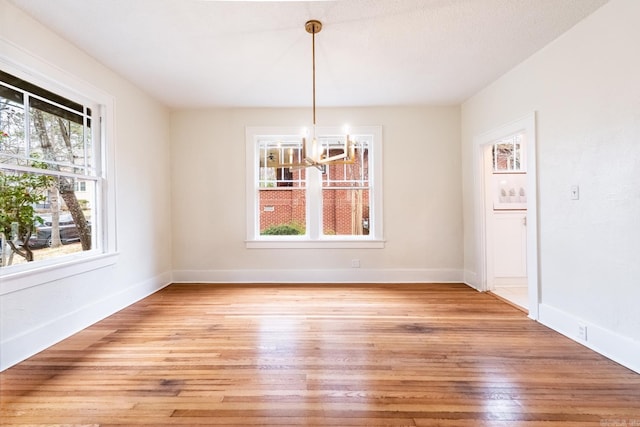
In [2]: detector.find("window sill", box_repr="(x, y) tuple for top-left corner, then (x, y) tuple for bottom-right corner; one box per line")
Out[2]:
(246, 239), (385, 249)
(0, 251), (119, 296)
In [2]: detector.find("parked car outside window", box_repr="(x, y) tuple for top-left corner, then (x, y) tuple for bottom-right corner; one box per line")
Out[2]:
(28, 214), (90, 248)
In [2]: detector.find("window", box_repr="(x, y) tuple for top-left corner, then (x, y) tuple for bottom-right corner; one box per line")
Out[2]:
(492, 133), (525, 172)
(246, 126), (384, 248)
(0, 68), (111, 275)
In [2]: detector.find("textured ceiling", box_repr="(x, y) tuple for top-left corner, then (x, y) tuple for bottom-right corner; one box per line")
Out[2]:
(8, 0), (608, 108)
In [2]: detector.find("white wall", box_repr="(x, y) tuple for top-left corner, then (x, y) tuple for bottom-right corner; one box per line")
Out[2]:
(170, 106), (462, 283)
(0, 0), (173, 370)
(461, 0), (640, 372)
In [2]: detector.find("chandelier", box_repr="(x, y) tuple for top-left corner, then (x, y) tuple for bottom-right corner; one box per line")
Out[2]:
(276, 20), (355, 172)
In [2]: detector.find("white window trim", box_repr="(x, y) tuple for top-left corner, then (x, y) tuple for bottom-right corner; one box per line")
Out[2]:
(245, 125), (384, 249)
(0, 41), (118, 294)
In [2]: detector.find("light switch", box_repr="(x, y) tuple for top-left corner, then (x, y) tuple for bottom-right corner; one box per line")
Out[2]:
(570, 185), (579, 200)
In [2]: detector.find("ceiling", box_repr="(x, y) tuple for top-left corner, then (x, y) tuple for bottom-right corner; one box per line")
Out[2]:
(8, 0), (607, 109)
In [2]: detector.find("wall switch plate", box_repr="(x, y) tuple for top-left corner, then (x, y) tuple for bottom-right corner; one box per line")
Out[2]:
(570, 185), (580, 200)
(351, 259), (360, 268)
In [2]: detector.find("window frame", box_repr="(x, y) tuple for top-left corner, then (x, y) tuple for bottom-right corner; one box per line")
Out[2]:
(246, 126), (384, 249)
(492, 133), (526, 173)
(0, 53), (117, 294)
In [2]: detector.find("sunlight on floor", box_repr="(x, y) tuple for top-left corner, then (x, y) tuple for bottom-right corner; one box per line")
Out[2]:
(492, 286), (528, 311)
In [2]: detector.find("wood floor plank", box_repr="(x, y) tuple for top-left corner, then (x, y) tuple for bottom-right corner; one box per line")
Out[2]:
(1, 283), (639, 426)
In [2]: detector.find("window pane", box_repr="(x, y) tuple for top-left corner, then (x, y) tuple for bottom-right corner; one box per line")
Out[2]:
(258, 137), (306, 235)
(259, 187), (306, 235)
(493, 134), (523, 172)
(0, 87), (26, 165)
(322, 139), (369, 187)
(323, 188), (369, 235)
(322, 137), (370, 236)
(258, 139), (305, 188)
(1, 171), (95, 268)
(29, 178), (95, 252)
(29, 101), (92, 174)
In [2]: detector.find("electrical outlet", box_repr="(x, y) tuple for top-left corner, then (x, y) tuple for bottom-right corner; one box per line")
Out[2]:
(578, 324), (588, 341)
(351, 259), (360, 268)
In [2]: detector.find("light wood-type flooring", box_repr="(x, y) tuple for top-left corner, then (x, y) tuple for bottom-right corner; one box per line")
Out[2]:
(1, 283), (639, 426)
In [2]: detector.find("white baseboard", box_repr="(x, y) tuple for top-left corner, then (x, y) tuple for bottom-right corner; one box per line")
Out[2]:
(172, 268), (464, 284)
(539, 303), (640, 374)
(0, 271), (172, 371)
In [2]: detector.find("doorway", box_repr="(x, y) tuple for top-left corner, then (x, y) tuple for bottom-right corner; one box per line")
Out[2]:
(473, 113), (539, 320)
(484, 135), (528, 310)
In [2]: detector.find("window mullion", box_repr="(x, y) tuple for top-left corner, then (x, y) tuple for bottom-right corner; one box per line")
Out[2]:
(306, 167), (323, 239)
(83, 108), (89, 176)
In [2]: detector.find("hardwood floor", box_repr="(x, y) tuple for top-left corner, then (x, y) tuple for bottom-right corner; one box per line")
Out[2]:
(1, 283), (639, 426)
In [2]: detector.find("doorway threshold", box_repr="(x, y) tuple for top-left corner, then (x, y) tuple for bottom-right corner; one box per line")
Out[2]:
(489, 288), (528, 314)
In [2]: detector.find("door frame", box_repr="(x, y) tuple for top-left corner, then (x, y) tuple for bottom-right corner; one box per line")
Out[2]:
(473, 113), (539, 320)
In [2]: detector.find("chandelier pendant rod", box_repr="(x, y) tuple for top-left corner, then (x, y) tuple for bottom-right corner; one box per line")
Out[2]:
(312, 27), (316, 126)
(306, 20), (322, 127)
(302, 20), (355, 170)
